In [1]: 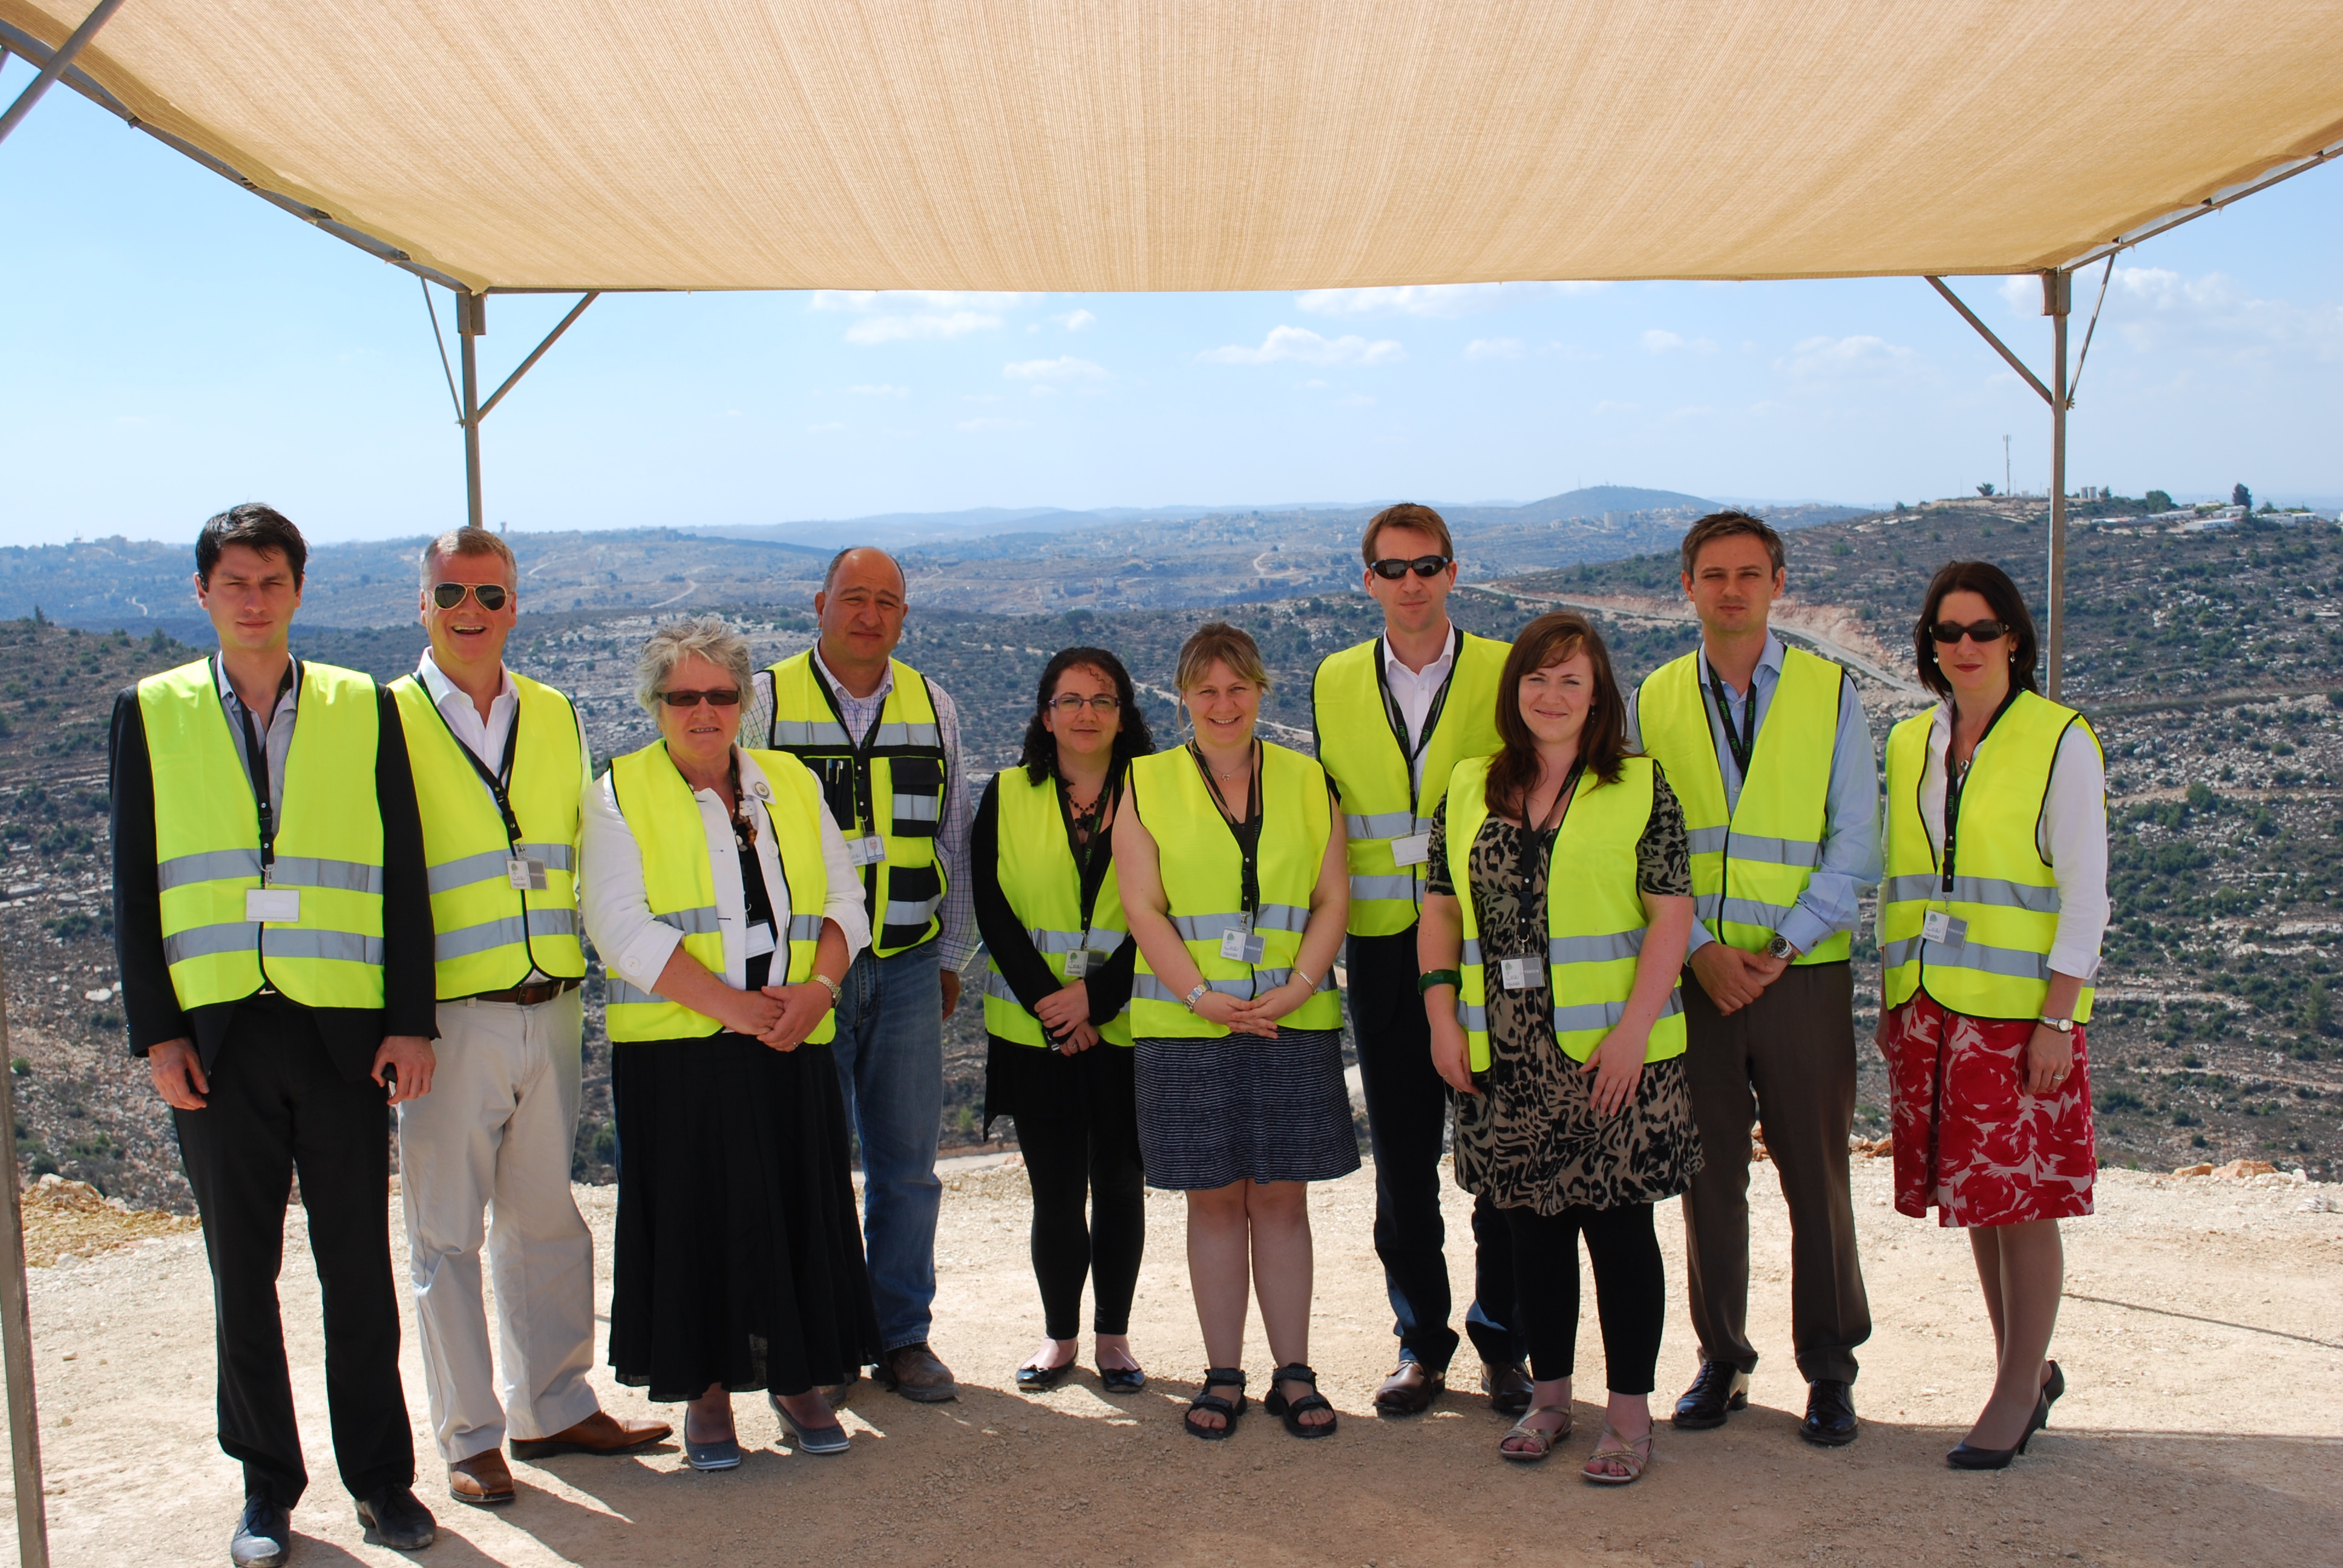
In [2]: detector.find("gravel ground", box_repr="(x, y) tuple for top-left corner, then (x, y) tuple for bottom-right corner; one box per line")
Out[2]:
(3, 1155), (2338, 1567)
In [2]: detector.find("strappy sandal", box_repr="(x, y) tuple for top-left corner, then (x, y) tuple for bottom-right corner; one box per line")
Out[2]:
(1581, 1425), (1653, 1485)
(1263, 1363), (1337, 1439)
(1498, 1405), (1575, 1463)
(1184, 1368), (1247, 1440)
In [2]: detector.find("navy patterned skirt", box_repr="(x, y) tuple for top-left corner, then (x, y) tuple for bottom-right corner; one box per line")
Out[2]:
(1133, 1027), (1361, 1189)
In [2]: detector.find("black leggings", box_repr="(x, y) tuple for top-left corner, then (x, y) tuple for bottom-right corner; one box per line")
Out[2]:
(1002, 1041), (1146, 1339)
(1503, 1201), (1665, 1394)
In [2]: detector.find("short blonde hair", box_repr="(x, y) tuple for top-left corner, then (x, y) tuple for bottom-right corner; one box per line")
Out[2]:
(1173, 621), (1270, 694)
(420, 527), (518, 588)
(635, 615), (753, 713)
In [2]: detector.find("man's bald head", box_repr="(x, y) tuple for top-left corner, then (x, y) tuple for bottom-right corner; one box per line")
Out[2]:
(814, 545), (911, 692)
(822, 546), (906, 597)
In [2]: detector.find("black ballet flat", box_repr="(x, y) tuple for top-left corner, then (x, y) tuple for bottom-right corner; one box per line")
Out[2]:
(1098, 1364), (1147, 1394)
(1947, 1393), (2049, 1471)
(1016, 1359), (1077, 1393)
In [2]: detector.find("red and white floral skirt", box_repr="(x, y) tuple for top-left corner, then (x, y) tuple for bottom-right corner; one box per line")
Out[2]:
(1879, 990), (2096, 1229)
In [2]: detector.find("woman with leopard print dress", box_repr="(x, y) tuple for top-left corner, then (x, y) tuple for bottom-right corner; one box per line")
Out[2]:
(1418, 612), (1700, 1485)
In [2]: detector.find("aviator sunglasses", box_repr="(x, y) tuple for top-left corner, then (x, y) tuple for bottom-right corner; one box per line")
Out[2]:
(1928, 619), (2013, 645)
(1369, 554), (1453, 580)
(431, 582), (510, 612)
(659, 688), (742, 707)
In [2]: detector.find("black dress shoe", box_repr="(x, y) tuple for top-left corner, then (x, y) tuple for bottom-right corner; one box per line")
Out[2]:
(355, 1486), (437, 1551)
(1673, 1361), (1751, 1430)
(1099, 1363), (1147, 1394)
(1800, 1380), (1860, 1447)
(230, 1494), (292, 1568)
(1015, 1358), (1075, 1393)
(1479, 1360), (1534, 1417)
(2041, 1359), (2065, 1417)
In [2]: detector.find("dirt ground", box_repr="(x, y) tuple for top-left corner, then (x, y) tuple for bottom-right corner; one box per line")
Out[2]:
(3, 1153), (2338, 1568)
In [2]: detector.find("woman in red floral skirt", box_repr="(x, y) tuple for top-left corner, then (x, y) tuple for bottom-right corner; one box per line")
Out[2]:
(1876, 560), (2108, 1470)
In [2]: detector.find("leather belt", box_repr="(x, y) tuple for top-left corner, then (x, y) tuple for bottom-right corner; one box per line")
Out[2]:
(466, 978), (583, 1007)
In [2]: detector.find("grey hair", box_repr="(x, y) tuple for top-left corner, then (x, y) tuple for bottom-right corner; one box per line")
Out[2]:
(634, 614), (754, 713)
(420, 526), (518, 589)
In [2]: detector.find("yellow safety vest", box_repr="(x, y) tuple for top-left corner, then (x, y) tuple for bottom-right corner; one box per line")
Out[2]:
(1440, 754), (1686, 1070)
(390, 671), (587, 998)
(1633, 646), (1850, 963)
(982, 766), (1135, 1048)
(139, 657), (387, 1011)
(602, 743), (835, 1044)
(761, 652), (947, 957)
(1311, 630), (1507, 936)
(1881, 691), (2100, 1023)
(1126, 742), (1342, 1039)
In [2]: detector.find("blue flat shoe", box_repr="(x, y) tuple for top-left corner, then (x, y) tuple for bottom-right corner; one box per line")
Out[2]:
(684, 1435), (742, 1471)
(770, 1393), (851, 1455)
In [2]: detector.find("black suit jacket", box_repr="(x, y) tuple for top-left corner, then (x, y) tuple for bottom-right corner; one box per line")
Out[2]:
(109, 666), (438, 1082)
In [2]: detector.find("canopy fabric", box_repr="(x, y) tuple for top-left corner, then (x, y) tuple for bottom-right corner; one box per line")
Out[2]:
(6, 0), (2340, 294)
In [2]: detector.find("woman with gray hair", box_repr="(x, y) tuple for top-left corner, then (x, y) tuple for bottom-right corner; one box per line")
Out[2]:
(579, 614), (879, 1468)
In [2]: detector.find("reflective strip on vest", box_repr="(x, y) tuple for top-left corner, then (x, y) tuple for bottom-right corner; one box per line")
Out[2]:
(983, 768), (1136, 1049)
(425, 842), (576, 896)
(157, 848), (263, 890)
(436, 908), (582, 962)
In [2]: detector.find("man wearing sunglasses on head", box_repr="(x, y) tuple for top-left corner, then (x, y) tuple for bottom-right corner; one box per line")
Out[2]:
(388, 528), (670, 1511)
(1309, 503), (1527, 1419)
(1625, 510), (1880, 1449)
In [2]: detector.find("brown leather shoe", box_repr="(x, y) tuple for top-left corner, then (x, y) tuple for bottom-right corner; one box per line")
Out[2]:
(1374, 1361), (1446, 1416)
(508, 1409), (673, 1461)
(448, 1449), (516, 1508)
(880, 1343), (959, 1403)
(1480, 1360), (1535, 1417)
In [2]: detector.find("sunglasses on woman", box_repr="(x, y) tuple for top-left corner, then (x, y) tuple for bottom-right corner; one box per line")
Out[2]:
(1369, 554), (1453, 580)
(1929, 619), (2012, 645)
(659, 688), (742, 707)
(431, 582), (510, 612)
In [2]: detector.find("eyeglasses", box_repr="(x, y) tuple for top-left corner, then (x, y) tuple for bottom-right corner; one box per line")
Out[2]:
(431, 582), (510, 612)
(1369, 555), (1453, 581)
(1047, 694), (1122, 715)
(1929, 619), (2012, 645)
(658, 688), (742, 708)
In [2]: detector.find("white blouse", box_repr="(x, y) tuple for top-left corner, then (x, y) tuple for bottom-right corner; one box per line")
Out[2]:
(579, 747), (870, 995)
(1907, 702), (2110, 982)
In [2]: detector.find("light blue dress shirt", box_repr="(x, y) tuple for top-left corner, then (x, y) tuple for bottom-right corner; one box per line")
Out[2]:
(1625, 633), (1882, 958)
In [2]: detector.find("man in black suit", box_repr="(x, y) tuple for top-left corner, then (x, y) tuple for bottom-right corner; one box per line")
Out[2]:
(111, 505), (439, 1567)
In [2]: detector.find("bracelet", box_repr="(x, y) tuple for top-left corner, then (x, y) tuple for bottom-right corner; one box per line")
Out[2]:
(1418, 967), (1463, 995)
(1183, 981), (1211, 1011)
(1290, 967), (1318, 991)
(811, 973), (842, 1005)
(2036, 1015), (2074, 1034)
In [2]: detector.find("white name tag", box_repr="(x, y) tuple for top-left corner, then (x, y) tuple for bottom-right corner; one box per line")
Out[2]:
(1219, 927), (1267, 964)
(507, 855), (548, 891)
(744, 921), (777, 958)
(1499, 955), (1543, 991)
(246, 887), (300, 924)
(845, 835), (887, 867)
(1921, 910), (1970, 947)
(1390, 832), (1431, 867)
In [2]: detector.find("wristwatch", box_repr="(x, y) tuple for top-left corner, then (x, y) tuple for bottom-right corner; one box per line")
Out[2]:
(1418, 968), (1463, 995)
(1765, 932), (1799, 961)
(2036, 1015), (2075, 1034)
(810, 973), (842, 1005)
(1183, 981), (1211, 1011)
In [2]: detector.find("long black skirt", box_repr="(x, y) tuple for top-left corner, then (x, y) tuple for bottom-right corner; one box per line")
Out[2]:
(609, 1032), (880, 1402)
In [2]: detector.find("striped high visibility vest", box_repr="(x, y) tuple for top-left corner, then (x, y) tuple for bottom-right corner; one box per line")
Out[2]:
(982, 766), (1135, 1048)
(1881, 691), (2100, 1022)
(1633, 645), (1851, 962)
(1439, 754), (1686, 1071)
(602, 743), (835, 1044)
(1311, 630), (1507, 937)
(759, 652), (948, 957)
(390, 671), (587, 998)
(138, 657), (387, 1011)
(1126, 742), (1342, 1039)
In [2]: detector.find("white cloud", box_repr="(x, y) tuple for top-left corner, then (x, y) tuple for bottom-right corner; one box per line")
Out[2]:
(1642, 329), (1718, 355)
(1199, 325), (1406, 366)
(1052, 309), (1097, 332)
(1778, 334), (1931, 384)
(844, 311), (1000, 344)
(1294, 281), (1608, 318)
(810, 289), (1038, 345)
(1003, 356), (1108, 381)
(847, 384), (909, 398)
(1463, 337), (1525, 361)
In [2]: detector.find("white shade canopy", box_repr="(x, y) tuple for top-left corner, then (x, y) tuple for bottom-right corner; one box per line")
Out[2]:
(5, 0), (2339, 295)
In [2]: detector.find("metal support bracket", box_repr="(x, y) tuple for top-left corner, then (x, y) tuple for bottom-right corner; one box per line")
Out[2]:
(0, 0), (128, 148)
(437, 289), (600, 531)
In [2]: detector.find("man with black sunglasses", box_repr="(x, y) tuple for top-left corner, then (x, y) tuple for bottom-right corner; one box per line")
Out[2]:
(388, 528), (670, 1511)
(1310, 503), (1527, 1419)
(1626, 511), (1880, 1449)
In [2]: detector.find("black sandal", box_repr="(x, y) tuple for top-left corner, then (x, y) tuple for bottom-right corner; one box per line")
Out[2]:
(1184, 1368), (1247, 1440)
(1265, 1363), (1337, 1439)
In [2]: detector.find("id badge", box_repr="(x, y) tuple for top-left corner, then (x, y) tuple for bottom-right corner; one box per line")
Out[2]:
(245, 887), (300, 924)
(506, 855), (548, 892)
(1390, 831), (1431, 867)
(1921, 910), (1970, 947)
(1499, 955), (1542, 991)
(744, 921), (778, 958)
(1219, 927), (1267, 964)
(1063, 948), (1092, 979)
(846, 835), (886, 867)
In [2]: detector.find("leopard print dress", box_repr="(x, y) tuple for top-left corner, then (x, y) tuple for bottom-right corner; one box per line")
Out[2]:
(1427, 768), (1703, 1217)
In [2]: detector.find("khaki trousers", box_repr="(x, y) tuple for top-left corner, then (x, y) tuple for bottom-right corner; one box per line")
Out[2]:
(396, 989), (602, 1462)
(1677, 961), (1872, 1386)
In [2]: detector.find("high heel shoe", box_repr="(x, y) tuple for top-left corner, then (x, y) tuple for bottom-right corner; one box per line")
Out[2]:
(1946, 1393), (2048, 1471)
(2040, 1360), (2065, 1422)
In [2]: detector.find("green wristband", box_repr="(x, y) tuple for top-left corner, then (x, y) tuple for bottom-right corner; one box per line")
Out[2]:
(1417, 968), (1463, 995)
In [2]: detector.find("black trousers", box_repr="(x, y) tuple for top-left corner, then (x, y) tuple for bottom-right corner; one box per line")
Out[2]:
(993, 1037), (1146, 1339)
(1346, 929), (1523, 1373)
(1504, 1202), (1665, 1394)
(172, 997), (413, 1507)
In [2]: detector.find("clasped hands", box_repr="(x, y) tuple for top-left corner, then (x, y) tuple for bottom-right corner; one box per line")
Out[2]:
(724, 981), (836, 1051)
(1689, 941), (1789, 1015)
(1037, 981), (1102, 1054)
(1191, 975), (1316, 1039)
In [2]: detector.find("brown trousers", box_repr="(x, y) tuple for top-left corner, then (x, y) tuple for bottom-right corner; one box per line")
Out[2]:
(1678, 961), (1872, 1385)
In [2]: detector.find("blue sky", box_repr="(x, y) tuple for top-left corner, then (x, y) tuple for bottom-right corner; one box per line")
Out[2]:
(4, 54), (2338, 546)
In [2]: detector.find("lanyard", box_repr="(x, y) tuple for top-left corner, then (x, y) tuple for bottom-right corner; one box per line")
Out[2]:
(810, 661), (886, 837)
(1512, 759), (1585, 894)
(1190, 740), (1264, 923)
(1373, 626), (1460, 811)
(1704, 659), (1758, 782)
(222, 657), (297, 880)
(1058, 764), (1122, 940)
(1939, 687), (2019, 894)
(430, 687), (525, 849)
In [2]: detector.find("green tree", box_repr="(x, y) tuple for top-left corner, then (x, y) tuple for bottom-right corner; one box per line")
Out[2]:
(2145, 489), (2174, 514)
(2233, 483), (2253, 511)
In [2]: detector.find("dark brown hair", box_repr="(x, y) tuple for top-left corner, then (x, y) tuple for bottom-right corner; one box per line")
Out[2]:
(196, 503), (307, 587)
(1679, 509), (1784, 578)
(1912, 560), (2040, 700)
(1018, 647), (1157, 783)
(1485, 610), (1633, 818)
(1361, 502), (1454, 565)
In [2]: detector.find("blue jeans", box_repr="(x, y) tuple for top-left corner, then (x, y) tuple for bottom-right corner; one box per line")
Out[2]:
(830, 941), (945, 1353)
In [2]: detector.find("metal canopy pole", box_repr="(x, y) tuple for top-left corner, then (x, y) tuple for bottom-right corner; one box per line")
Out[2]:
(459, 293), (485, 531)
(0, 958), (50, 1568)
(0, 0), (126, 148)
